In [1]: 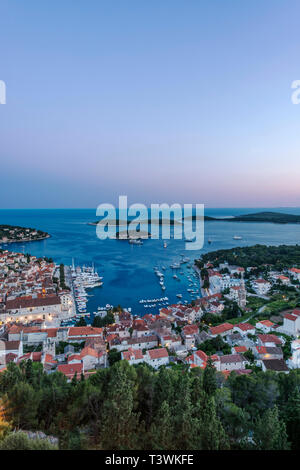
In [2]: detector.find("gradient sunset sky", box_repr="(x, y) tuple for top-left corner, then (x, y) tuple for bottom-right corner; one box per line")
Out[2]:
(1, 0), (300, 208)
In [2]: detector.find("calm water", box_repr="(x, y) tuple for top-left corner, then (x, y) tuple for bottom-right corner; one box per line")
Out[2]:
(1, 207), (300, 315)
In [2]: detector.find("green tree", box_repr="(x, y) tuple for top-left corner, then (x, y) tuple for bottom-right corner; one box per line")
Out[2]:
(75, 317), (87, 327)
(215, 388), (249, 445)
(253, 406), (290, 450)
(99, 362), (139, 449)
(203, 357), (217, 396)
(108, 348), (121, 366)
(243, 349), (255, 363)
(172, 378), (195, 449)
(149, 401), (173, 450)
(281, 390), (300, 450)
(196, 395), (229, 450)
(3, 382), (39, 429)
(92, 312), (114, 328)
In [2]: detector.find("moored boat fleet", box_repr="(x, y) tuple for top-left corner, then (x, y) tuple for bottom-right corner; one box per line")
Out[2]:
(65, 251), (201, 323)
(139, 296), (169, 308)
(71, 262), (103, 317)
(148, 254), (201, 307)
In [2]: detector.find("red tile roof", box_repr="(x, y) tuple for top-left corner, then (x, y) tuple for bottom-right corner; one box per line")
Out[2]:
(122, 348), (143, 361)
(258, 334), (282, 345)
(46, 328), (58, 338)
(233, 346), (247, 353)
(32, 352), (42, 362)
(68, 326), (102, 337)
(6, 295), (61, 309)
(254, 278), (269, 284)
(236, 323), (254, 331)
(210, 323), (233, 336)
(195, 350), (208, 362)
(257, 320), (274, 327)
(183, 324), (198, 335)
(148, 348), (168, 360)
(284, 314), (297, 321)
(44, 353), (56, 364)
(220, 354), (244, 364)
(80, 347), (99, 358)
(58, 363), (83, 377)
(67, 354), (82, 362)
(290, 268), (300, 273)
(256, 346), (267, 354)
(0, 341), (20, 351)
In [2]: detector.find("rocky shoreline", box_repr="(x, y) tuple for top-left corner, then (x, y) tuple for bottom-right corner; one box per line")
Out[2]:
(0, 224), (51, 246)
(0, 234), (51, 245)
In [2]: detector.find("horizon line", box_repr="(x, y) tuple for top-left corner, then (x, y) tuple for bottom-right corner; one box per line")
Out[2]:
(1, 206), (300, 211)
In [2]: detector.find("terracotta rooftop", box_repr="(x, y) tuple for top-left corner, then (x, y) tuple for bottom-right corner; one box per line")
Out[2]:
(148, 348), (168, 360)
(6, 295), (61, 310)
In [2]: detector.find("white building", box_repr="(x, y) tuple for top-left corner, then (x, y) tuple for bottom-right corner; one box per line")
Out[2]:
(121, 348), (144, 366)
(288, 339), (300, 369)
(251, 279), (271, 295)
(218, 354), (246, 372)
(0, 339), (23, 366)
(233, 323), (255, 336)
(280, 310), (300, 337)
(80, 347), (106, 370)
(256, 320), (275, 333)
(289, 268), (300, 282)
(145, 348), (169, 369)
(4, 295), (61, 323)
(115, 335), (158, 352)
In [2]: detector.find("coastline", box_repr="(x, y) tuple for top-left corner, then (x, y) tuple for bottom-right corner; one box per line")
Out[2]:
(0, 234), (51, 246)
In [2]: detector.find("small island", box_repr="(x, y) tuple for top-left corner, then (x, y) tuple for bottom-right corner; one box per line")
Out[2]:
(88, 218), (183, 226)
(0, 225), (50, 245)
(89, 211), (300, 226)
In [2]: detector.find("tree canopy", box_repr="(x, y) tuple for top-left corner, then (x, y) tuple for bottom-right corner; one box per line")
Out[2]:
(0, 359), (298, 450)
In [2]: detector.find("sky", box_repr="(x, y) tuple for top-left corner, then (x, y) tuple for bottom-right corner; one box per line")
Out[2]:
(1, 0), (300, 208)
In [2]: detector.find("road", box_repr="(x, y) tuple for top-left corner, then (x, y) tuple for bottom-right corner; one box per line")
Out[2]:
(241, 304), (267, 324)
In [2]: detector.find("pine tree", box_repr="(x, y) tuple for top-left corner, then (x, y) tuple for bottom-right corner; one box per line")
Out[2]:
(196, 396), (229, 450)
(253, 406), (290, 450)
(203, 357), (217, 396)
(149, 401), (173, 450)
(99, 362), (139, 449)
(174, 385), (194, 449)
(281, 390), (300, 450)
(3, 382), (39, 429)
(153, 368), (175, 413)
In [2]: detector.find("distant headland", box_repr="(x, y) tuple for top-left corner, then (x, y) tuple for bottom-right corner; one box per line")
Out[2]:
(205, 211), (300, 224)
(89, 211), (300, 226)
(0, 225), (50, 245)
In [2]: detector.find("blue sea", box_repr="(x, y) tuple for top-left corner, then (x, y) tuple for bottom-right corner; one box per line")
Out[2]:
(1, 207), (300, 315)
